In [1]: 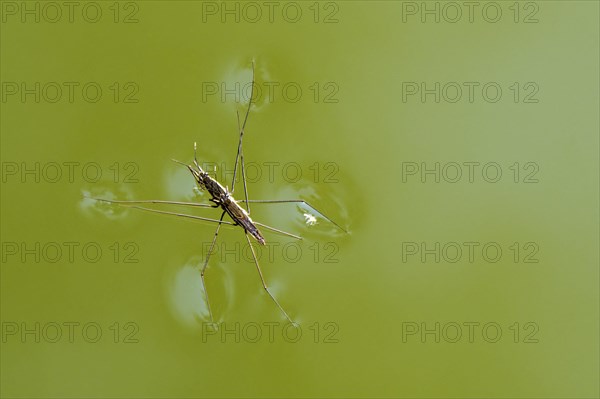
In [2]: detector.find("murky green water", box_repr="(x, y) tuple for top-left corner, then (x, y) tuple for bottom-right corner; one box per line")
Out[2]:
(1, 2), (598, 398)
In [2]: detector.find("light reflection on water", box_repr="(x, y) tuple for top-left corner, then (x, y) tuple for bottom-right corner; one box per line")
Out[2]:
(220, 58), (272, 113)
(166, 255), (237, 330)
(263, 178), (353, 240)
(162, 160), (204, 201)
(79, 187), (134, 220)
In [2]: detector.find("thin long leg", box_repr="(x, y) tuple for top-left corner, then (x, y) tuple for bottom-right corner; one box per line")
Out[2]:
(86, 197), (213, 208)
(97, 203), (235, 226)
(235, 110), (251, 214)
(231, 60), (255, 200)
(254, 222), (302, 241)
(200, 211), (226, 322)
(238, 199), (347, 233)
(244, 232), (295, 325)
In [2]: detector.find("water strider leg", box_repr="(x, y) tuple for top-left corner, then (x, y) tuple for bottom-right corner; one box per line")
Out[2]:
(92, 199), (235, 226)
(254, 222), (302, 241)
(85, 197), (214, 208)
(237, 199), (347, 233)
(200, 211), (227, 322)
(231, 61), (255, 214)
(235, 110), (251, 214)
(244, 232), (295, 325)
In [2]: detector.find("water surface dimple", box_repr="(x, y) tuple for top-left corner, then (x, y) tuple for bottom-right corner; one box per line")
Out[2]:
(167, 255), (236, 330)
(79, 187), (134, 221)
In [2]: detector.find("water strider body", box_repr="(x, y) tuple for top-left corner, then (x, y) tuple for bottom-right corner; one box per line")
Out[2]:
(180, 144), (266, 245)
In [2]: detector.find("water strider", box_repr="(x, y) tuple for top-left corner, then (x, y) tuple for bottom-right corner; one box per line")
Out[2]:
(88, 61), (347, 324)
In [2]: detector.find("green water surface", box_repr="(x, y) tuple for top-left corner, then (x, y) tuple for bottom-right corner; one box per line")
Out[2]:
(1, 1), (598, 398)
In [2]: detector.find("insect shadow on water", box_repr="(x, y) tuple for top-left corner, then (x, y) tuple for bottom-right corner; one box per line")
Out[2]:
(86, 61), (347, 325)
